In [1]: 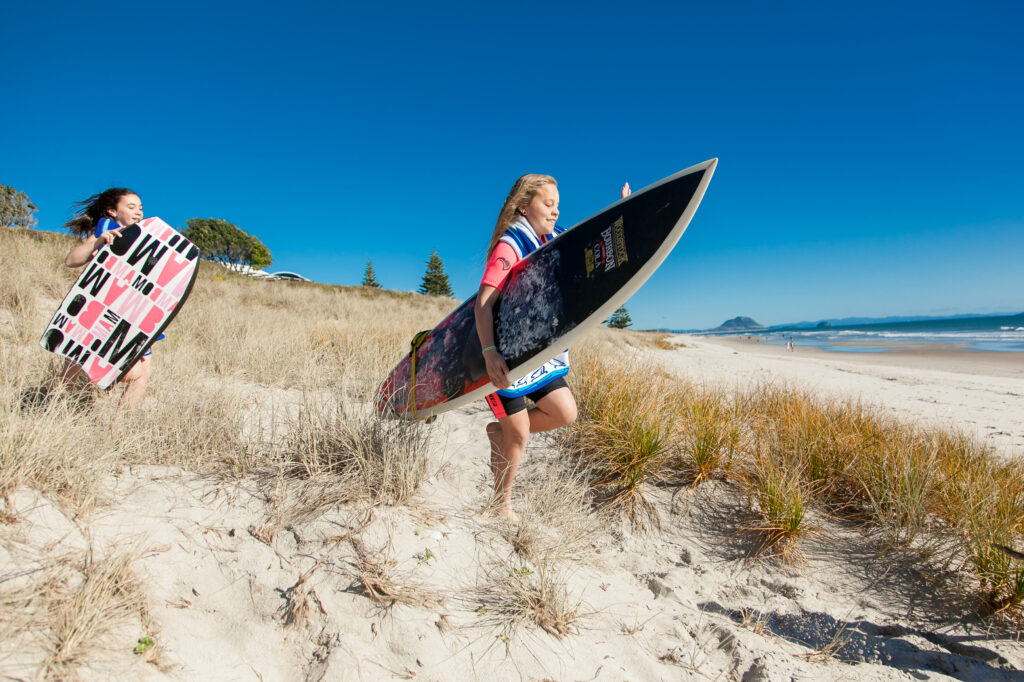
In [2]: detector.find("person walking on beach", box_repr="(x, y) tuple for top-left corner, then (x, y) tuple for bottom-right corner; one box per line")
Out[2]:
(61, 188), (153, 408)
(474, 176), (630, 521)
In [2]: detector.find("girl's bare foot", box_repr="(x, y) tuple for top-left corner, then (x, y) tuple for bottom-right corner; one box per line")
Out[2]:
(493, 503), (520, 524)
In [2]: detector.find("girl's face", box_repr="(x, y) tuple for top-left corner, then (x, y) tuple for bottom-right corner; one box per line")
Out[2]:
(107, 193), (143, 226)
(521, 183), (559, 234)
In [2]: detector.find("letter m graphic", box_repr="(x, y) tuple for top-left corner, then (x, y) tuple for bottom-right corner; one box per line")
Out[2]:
(126, 234), (169, 276)
(98, 319), (149, 369)
(78, 262), (111, 296)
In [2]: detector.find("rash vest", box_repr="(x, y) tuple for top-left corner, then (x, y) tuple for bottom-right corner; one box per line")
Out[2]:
(484, 216), (570, 398)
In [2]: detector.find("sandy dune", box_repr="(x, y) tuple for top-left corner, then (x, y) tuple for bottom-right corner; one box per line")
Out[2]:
(3, 337), (1023, 681)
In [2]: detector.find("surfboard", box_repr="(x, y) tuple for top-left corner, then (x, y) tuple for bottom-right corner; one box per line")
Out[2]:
(377, 158), (718, 418)
(40, 217), (200, 389)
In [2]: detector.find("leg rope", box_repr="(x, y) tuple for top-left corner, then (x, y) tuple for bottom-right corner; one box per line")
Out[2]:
(408, 330), (431, 419)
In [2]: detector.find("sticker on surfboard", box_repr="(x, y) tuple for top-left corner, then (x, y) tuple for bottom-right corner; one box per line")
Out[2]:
(39, 217), (200, 389)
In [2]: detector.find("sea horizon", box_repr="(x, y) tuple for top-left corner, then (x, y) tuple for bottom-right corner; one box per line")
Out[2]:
(663, 313), (1024, 353)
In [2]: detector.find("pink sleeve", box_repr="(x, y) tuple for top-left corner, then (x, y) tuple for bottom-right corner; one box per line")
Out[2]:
(480, 241), (519, 290)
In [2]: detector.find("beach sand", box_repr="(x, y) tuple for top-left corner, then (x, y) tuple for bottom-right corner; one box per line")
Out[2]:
(3, 333), (1023, 681)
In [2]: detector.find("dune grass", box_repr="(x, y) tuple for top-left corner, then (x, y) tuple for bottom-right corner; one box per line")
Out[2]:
(0, 228), (454, 520)
(562, 350), (680, 529)
(566, 337), (1024, 614)
(1, 228), (456, 672)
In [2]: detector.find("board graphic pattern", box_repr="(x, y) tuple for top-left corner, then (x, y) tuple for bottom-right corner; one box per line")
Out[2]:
(39, 217), (200, 389)
(378, 159), (717, 418)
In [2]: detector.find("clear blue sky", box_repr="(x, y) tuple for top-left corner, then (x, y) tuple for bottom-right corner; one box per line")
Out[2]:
(4, 1), (1022, 330)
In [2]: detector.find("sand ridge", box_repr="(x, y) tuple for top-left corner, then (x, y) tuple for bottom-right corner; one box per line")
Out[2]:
(3, 337), (1023, 680)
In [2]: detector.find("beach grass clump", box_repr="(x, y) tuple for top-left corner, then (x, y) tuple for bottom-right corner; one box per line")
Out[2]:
(282, 398), (434, 508)
(939, 451), (1024, 613)
(855, 429), (942, 550)
(474, 560), (582, 641)
(737, 385), (867, 507)
(564, 350), (677, 528)
(0, 382), (122, 514)
(673, 387), (739, 485)
(738, 426), (813, 558)
(344, 536), (442, 612)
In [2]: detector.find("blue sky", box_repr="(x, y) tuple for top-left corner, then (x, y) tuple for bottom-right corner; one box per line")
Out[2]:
(3, 1), (1021, 330)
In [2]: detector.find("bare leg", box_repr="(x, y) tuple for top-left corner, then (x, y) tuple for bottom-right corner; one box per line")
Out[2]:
(118, 355), (152, 409)
(486, 387), (578, 522)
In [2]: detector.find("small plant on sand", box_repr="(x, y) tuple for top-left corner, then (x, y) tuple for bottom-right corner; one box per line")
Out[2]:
(345, 537), (442, 612)
(474, 560), (582, 643)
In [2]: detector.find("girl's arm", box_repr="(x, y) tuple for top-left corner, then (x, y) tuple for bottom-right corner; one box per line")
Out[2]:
(474, 284), (512, 389)
(64, 228), (122, 268)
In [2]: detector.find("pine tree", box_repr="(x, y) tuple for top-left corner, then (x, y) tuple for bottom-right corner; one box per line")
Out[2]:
(418, 249), (453, 297)
(605, 305), (633, 328)
(362, 261), (381, 288)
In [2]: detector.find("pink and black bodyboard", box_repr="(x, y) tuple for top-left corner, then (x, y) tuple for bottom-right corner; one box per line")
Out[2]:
(40, 217), (200, 389)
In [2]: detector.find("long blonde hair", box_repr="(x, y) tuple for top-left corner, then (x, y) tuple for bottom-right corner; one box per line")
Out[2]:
(486, 174), (557, 257)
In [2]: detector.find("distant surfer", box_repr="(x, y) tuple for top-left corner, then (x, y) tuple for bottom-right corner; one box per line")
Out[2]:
(61, 188), (153, 408)
(474, 175), (630, 521)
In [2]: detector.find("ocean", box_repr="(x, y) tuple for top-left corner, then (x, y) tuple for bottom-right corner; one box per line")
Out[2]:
(712, 314), (1024, 353)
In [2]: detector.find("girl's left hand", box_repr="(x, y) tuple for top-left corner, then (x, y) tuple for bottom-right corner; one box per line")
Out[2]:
(621, 182), (631, 198)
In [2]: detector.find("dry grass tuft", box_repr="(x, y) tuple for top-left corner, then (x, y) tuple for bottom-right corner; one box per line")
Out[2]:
(501, 457), (601, 566)
(474, 561), (582, 641)
(345, 537), (442, 612)
(0, 542), (156, 680)
(282, 398), (435, 509)
(44, 550), (150, 677)
(279, 563), (323, 626)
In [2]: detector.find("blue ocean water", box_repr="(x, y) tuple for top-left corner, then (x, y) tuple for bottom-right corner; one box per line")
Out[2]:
(721, 314), (1024, 353)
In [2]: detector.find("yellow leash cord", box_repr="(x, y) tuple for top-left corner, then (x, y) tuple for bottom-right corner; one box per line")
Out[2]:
(408, 330), (431, 419)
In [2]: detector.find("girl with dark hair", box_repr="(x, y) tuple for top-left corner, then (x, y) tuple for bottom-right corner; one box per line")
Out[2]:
(474, 176), (630, 521)
(60, 188), (152, 407)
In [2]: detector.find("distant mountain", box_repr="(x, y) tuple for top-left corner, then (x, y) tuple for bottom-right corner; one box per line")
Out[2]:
(775, 312), (1023, 330)
(711, 316), (764, 332)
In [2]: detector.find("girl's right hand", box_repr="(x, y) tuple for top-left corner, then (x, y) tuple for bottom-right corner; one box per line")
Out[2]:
(97, 228), (122, 246)
(484, 349), (512, 389)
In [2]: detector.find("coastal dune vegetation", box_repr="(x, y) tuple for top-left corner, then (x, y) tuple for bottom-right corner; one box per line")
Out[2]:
(565, 346), (1024, 614)
(1, 226), (1022, 678)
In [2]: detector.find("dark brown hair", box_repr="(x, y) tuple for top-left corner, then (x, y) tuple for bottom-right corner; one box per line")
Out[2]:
(64, 187), (138, 238)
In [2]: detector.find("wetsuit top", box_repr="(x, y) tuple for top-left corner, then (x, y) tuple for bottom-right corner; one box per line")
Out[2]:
(95, 218), (164, 354)
(481, 215), (569, 398)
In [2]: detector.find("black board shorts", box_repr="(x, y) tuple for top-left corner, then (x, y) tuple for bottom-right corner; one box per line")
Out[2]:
(485, 377), (569, 419)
